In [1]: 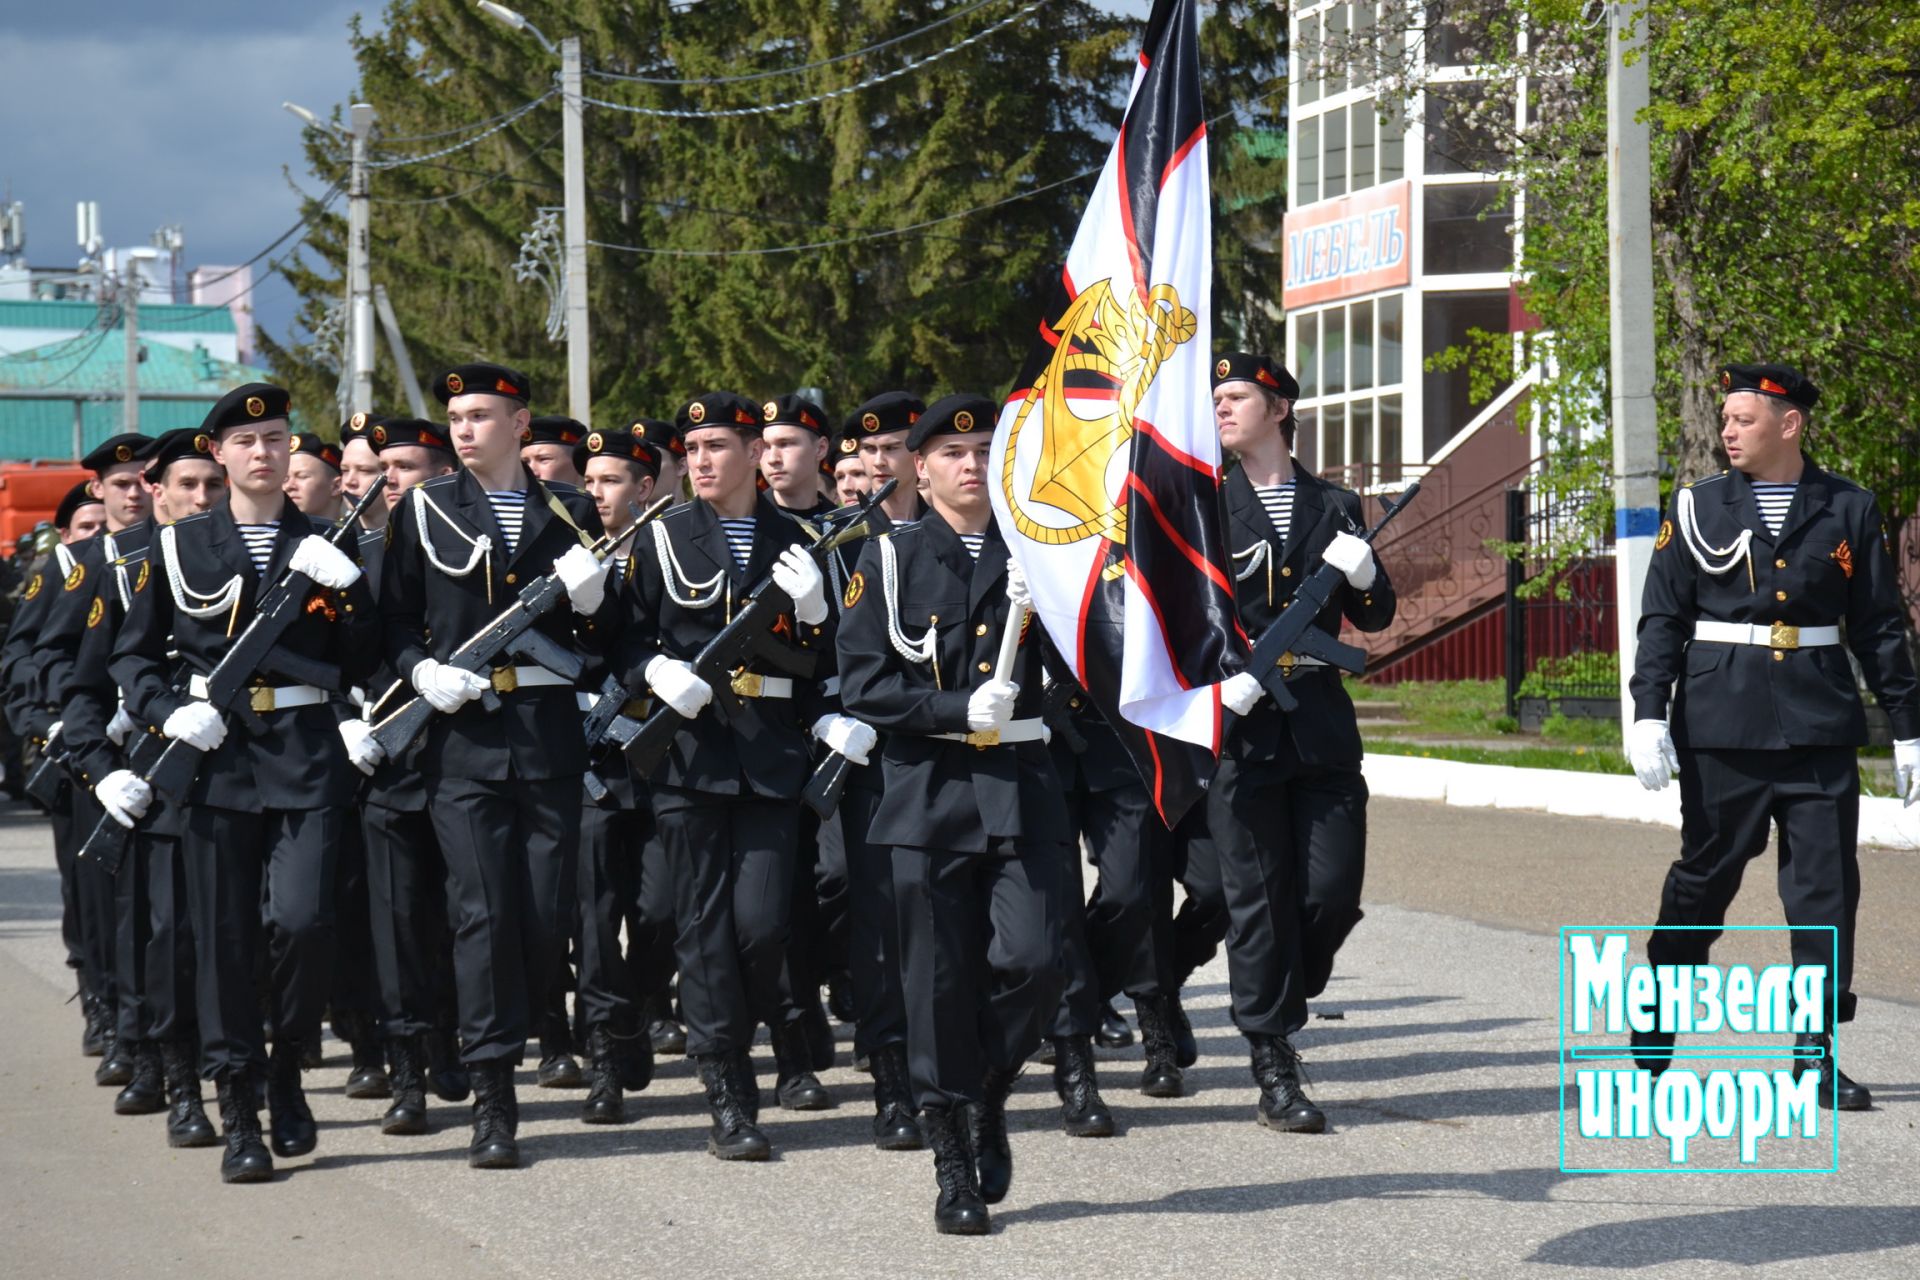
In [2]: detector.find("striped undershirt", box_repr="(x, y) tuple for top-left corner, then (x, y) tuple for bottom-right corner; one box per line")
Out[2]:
(718, 517), (756, 569)
(485, 490), (527, 556)
(1254, 482), (1296, 543)
(235, 522), (279, 576)
(1750, 481), (1796, 536)
(957, 532), (986, 561)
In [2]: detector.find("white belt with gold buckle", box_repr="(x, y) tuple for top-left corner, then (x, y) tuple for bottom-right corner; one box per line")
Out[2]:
(933, 718), (1047, 748)
(1692, 621), (1839, 650)
(188, 674), (326, 713)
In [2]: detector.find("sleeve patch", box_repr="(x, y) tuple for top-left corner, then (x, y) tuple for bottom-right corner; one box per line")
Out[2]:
(86, 596), (105, 628)
(1654, 520), (1672, 551)
(134, 562), (150, 593)
(843, 570), (865, 609)
(23, 573), (42, 600)
(63, 563), (86, 591)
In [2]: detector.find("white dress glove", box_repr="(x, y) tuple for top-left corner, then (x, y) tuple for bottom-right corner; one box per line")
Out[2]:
(46, 719), (63, 743)
(966, 680), (1019, 732)
(411, 658), (490, 714)
(289, 534), (362, 589)
(1323, 531), (1378, 591)
(162, 702), (227, 751)
(1006, 558), (1033, 610)
(106, 704), (136, 746)
(1895, 738), (1920, 808)
(95, 769), (153, 829)
(1220, 671), (1265, 716)
(772, 546), (828, 626)
(811, 713), (878, 766)
(1628, 718), (1680, 791)
(338, 718), (386, 776)
(646, 655), (714, 718)
(554, 544), (609, 615)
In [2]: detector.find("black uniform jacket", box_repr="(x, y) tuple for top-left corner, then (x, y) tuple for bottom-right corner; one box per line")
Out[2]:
(1, 543), (78, 742)
(1221, 464), (1397, 766)
(1629, 461), (1920, 748)
(58, 523), (153, 792)
(837, 509), (1069, 853)
(617, 495), (836, 799)
(380, 468), (611, 783)
(111, 501), (377, 812)
(353, 523), (426, 811)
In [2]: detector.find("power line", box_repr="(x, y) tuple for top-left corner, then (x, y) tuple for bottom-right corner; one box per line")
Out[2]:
(578, 0), (1050, 121)
(374, 89), (559, 143)
(586, 0), (1021, 87)
(370, 130), (564, 207)
(367, 89), (558, 170)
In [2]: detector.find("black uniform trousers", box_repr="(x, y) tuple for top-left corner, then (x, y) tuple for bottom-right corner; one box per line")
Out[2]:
(892, 839), (1069, 1110)
(48, 790), (85, 976)
(1164, 803), (1229, 991)
(361, 801), (456, 1039)
(1209, 744), (1368, 1038)
(652, 785), (798, 1057)
(185, 804), (343, 1078)
(1649, 746), (1861, 1024)
(575, 799), (648, 1035)
(113, 831), (195, 1044)
(625, 818), (677, 1012)
(1048, 839), (1102, 1039)
(70, 788), (119, 1013)
(782, 807), (830, 1017)
(426, 775), (579, 1065)
(1072, 780), (1160, 1002)
(834, 779), (909, 1058)
(812, 803), (852, 984)
(329, 818), (381, 1038)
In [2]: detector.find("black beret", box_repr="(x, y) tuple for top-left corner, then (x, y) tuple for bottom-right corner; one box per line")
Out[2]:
(908, 393), (998, 452)
(339, 411), (378, 446)
(141, 427), (215, 482)
(202, 382), (292, 436)
(434, 362), (531, 405)
(628, 416), (684, 458)
(761, 394), (832, 437)
(54, 481), (104, 530)
(370, 417), (456, 456)
(80, 432), (151, 472)
(575, 426), (661, 479)
(844, 391), (925, 441)
(1720, 363), (1818, 411)
(677, 391), (763, 435)
(289, 432), (343, 471)
(1211, 352), (1299, 399)
(526, 415), (589, 448)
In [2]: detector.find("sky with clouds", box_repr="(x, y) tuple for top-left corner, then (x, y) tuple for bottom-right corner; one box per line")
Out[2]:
(2, 1), (1159, 355)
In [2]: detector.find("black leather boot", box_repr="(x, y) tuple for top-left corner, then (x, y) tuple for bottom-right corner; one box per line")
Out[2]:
(970, 1066), (1018, 1204)
(95, 1029), (134, 1087)
(1134, 995), (1186, 1098)
(161, 1038), (218, 1148)
(581, 1025), (626, 1125)
(729, 1046), (763, 1122)
(266, 1037), (318, 1157)
(114, 1039), (167, 1114)
(825, 970), (855, 1024)
(1096, 1001), (1135, 1049)
(1630, 1027), (1675, 1078)
(80, 981), (107, 1057)
(216, 1068), (274, 1183)
(1052, 1035), (1116, 1137)
(695, 1053), (770, 1161)
(921, 1104), (990, 1235)
(616, 1024), (655, 1093)
(870, 1043), (924, 1151)
(343, 1017), (391, 1099)
(772, 1021), (833, 1111)
(1798, 1031), (1872, 1111)
(644, 993), (687, 1056)
(1167, 990), (1198, 1068)
(536, 1019), (585, 1089)
(1250, 1034), (1325, 1133)
(424, 1028), (471, 1103)
(468, 1059), (520, 1169)
(381, 1036), (430, 1135)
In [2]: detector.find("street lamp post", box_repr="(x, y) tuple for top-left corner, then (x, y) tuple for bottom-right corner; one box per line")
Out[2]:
(478, 1), (592, 428)
(286, 100), (378, 416)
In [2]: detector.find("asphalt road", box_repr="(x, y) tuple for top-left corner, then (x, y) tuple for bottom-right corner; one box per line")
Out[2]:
(2, 798), (1915, 1278)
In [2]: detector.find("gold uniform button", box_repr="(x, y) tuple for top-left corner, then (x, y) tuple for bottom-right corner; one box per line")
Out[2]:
(1070, 697), (1082, 709)
(1280, 566), (1293, 577)
(1775, 558), (1787, 569)
(975, 624), (988, 636)
(977, 662), (991, 673)
(928, 614), (939, 624)
(1775, 590), (1787, 602)
(1773, 651), (1785, 662)
(505, 572), (518, 585)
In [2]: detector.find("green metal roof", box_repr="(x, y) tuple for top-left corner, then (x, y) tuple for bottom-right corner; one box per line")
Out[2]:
(0, 297), (237, 335)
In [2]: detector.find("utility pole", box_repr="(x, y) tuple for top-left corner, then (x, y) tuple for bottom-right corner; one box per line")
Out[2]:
(1607, 2), (1659, 740)
(560, 36), (592, 427)
(348, 102), (377, 415)
(374, 284), (430, 418)
(122, 277), (140, 437)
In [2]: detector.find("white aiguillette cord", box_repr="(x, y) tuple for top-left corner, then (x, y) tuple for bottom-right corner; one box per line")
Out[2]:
(1675, 485), (1755, 591)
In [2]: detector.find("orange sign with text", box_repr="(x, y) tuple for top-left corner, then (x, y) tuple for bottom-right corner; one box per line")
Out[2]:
(1282, 179), (1412, 309)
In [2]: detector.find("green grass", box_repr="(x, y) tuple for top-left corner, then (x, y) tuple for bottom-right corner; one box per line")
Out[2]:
(1350, 678), (1512, 737)
(1366, 739), (1633, 774)
(1539, 711), (1623, 746)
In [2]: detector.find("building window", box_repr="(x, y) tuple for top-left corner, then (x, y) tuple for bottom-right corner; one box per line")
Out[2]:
(1295, 407), (1319, 472)
(1422, 289), (1512, 455)
(1350, 397), (1374, 469)
(1425, 81), (1514, 176)
(1379, 393), (1403, 479)
(1380, 102), (1405, 183)
(1322, 402), (1347, 469)
(1378, 293), (1403, 384)
(1323, 306), (1347, 396)
(1296, 310), (1319, 399)
(1351, 298), (1374, 391)
(1350, 100), (1376, 192)
(1296, 116), (1320, 207)
(1323, 108), (1348, 200)
(1425, 183), (1514, 275)
(1299, 12), (1321, 107)
(1325, 3), (1349, 97)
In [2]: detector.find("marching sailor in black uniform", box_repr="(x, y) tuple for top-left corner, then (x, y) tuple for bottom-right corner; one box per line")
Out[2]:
(285, 431), (345, 523)
(1211, 352), (1397, 1135)
(110, 384), (378, 1183)
(837, 393), (1072, 1235)
(378, 364), (616, 1169)
(1627, 362), (1919, 1110)
(844, 392), (928, 531)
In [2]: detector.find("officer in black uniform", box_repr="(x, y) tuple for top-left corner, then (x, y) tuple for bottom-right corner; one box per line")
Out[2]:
(379, 364), (615, 1169)
(352, 416), (470, 1135)
(111, 384), (377, 1183)
(72, 427), (224, 1145)
(837, 392), (1072, 1235)
(619, 390), (840, 1160)
(286, 432), (346, 523)
(1626, 362), (1919, 1111)
(1211, 352), (1397, 1135)
(845, 392), (928, 531)
(634, 415), (688, 509)
(524, 414), (590, 487)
